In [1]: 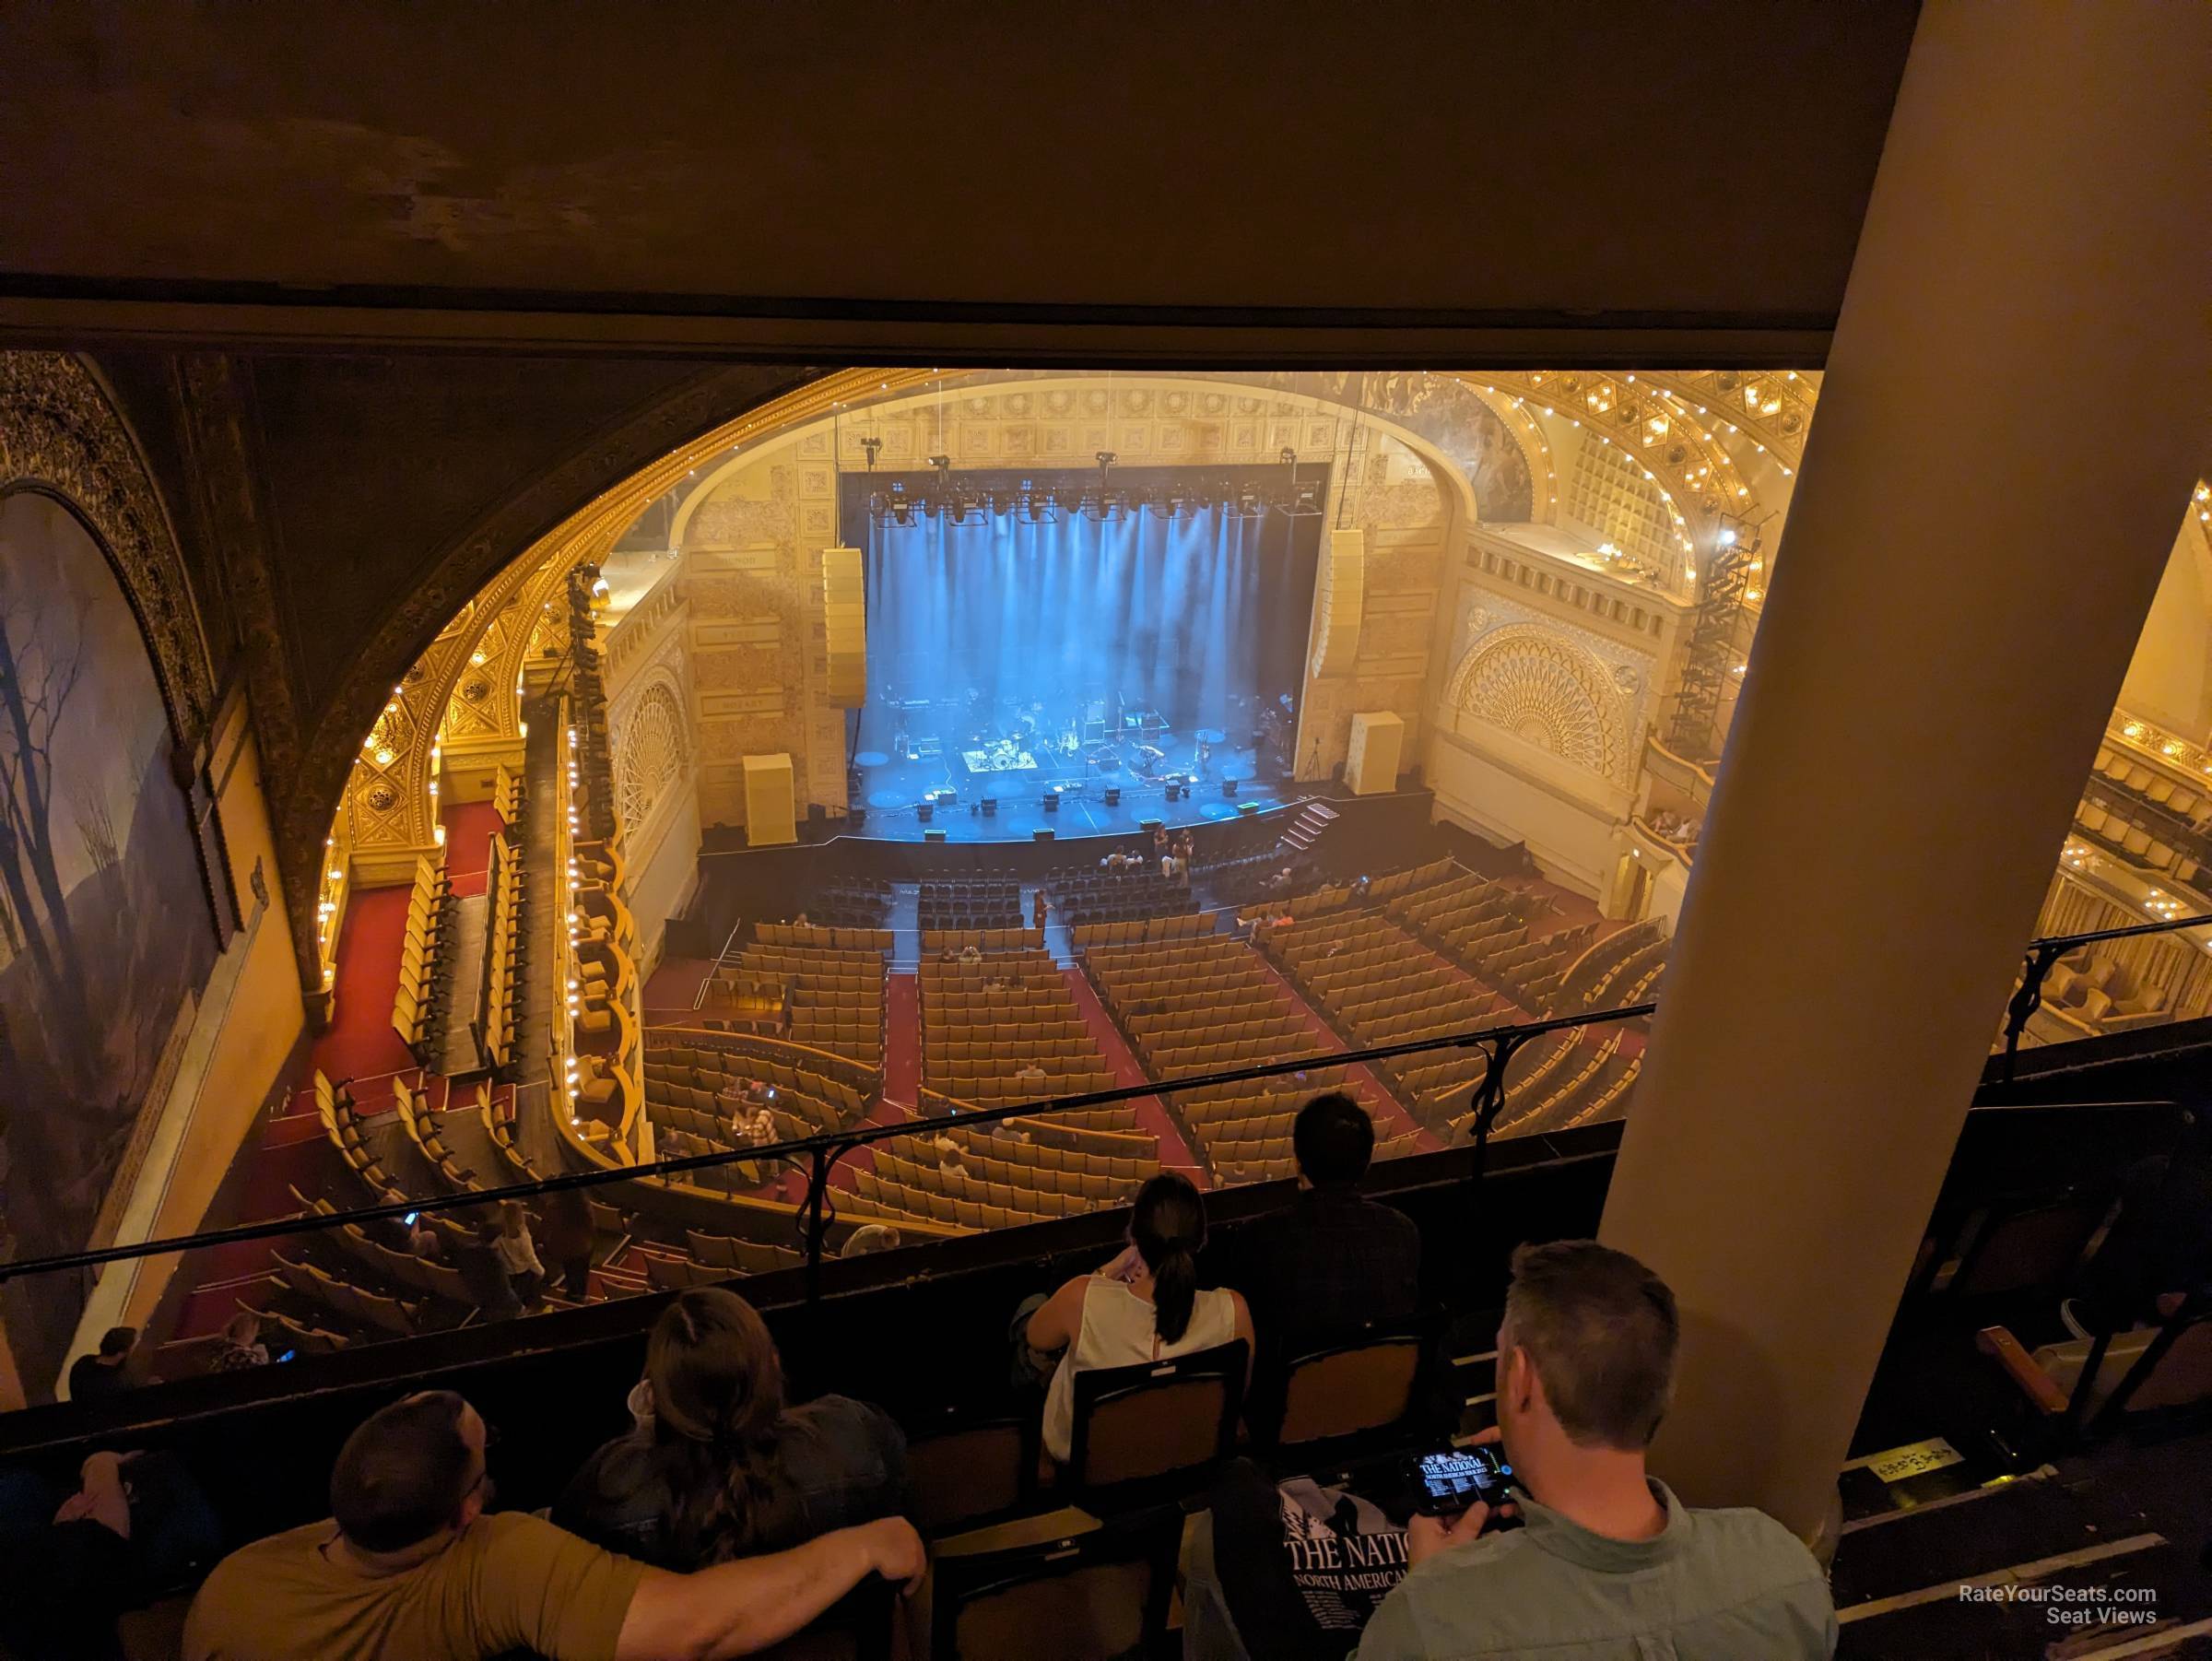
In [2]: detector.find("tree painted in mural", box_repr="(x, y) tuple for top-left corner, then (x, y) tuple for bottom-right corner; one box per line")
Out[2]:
(0, 491), (215, 1303)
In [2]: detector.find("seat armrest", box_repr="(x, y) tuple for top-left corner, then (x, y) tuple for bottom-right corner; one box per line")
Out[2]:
(1976, 1325), (2071, 1415)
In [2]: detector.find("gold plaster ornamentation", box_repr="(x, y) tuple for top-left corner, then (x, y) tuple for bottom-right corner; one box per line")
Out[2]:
(1445, 623), (1626, 780)
(0, 352), (215, 742)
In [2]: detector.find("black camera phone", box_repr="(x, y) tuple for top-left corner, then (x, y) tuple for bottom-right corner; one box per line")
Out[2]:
(1406, 1444), (1512, 1515)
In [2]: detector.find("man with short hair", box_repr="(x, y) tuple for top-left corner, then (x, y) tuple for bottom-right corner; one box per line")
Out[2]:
(1242, 1094), (1421, 1358)
(183, 1388), (924, 1661)
(1352, 1242), (1836, 1660)
(66, 1326), (142, 1403)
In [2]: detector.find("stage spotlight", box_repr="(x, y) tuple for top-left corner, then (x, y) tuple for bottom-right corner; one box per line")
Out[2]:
(1019, 478), (1056, 524)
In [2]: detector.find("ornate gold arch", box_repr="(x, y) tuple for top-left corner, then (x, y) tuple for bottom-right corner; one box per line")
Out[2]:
(1443, 621), (1627, 782)
(0, 353), (216, 745)
(328, 369), (938, 884)
(318, 361), (1814, 928)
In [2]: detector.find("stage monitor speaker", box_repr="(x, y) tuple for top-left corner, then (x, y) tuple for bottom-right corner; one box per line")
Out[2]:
(821, 547), (867, 707)
(1102, 785), (1121, 807)
(1139, 818), (1164, 833)
(925, 828), (948, 843)
(1163, 782), (1182, 801)
(1042, 791), (1060, 812)
(982, 796), (997, 816)
(1222, 776), (1240, 797)
(1033, 829), (1055, 842)
(1238, 801), (1260, 817)
(917, 800), (934, 822)
(1346, 711), (1406, 796)
(742, 754), (798, 847)
(1309, 527), (1366, 680)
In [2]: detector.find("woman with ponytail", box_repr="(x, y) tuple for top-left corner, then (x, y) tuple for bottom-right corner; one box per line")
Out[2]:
(555, 1289), (907, 1569)
(1028, 1172), (1255, 1466)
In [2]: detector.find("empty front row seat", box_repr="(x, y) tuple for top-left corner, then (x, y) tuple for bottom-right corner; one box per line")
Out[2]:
(1263, 1313), (1441, 1459)
(929, 1508), (1183, 1661)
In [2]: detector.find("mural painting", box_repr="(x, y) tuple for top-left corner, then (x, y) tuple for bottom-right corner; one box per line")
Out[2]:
(0, 490), (216, 1371)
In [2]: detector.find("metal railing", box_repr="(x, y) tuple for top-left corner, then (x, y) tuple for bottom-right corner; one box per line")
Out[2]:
(0, 999), (1656, 1310)
(5, 907), (2206, 1327)
(1999, 910), (2212, 1080)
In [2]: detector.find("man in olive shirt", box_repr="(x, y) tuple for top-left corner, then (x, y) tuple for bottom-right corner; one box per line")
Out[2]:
(1354, 1242), (1835, 1661)
(183, 1389), (924, 1661)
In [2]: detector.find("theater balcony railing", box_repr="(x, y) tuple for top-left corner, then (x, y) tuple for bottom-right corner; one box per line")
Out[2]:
(1642, 735), (1718, 808)
(1627, 815), (1698, 870)
(4, 913), (2209, 1424)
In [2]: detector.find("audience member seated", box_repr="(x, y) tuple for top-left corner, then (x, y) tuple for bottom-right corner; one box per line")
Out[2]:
(0, 1447), (221, 1660)
(841, 1223), (903, 1258)
(66, 1325), (144, 1403)
(213, 1311), (272, 1372)
(182, 1388), (924, 1661)
(1350, 1242), (1835, 1660)
(1243, 1094), (1421, 1361)
(556, 1289), (908, 1570)
(1186, 1456), (1411, 1661)
(1024, 1173), (1255, 1467)
(2061, 1143), (2212, 1338)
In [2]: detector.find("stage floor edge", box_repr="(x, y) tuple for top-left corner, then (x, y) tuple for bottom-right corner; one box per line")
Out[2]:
(840, 778), (1300, 844)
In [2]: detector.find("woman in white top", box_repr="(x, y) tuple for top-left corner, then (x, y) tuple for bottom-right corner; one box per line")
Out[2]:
(493, 1197), (547, 1304)
(1027, 1172), (1254, 1466)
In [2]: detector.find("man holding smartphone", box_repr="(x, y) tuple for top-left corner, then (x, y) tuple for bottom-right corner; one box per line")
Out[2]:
(1353, 1242), (1836, 1661)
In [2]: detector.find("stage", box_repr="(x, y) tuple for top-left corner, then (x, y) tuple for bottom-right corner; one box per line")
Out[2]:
(843, 466), (1323, 847)
(853, 725), (1293, 843)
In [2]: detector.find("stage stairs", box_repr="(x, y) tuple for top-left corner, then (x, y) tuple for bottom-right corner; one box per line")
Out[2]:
(1277, 799), (1340, 857)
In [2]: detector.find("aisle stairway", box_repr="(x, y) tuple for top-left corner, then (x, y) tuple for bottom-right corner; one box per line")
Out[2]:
(1277, 798), (1339, 858)
(430, 893), (488, 1075)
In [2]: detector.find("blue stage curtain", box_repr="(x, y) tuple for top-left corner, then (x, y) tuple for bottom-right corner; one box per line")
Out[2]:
(861, 504), (1272, 735)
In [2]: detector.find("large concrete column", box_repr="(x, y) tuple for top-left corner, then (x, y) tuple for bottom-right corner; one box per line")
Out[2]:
(1600, 3), (2210, 1537)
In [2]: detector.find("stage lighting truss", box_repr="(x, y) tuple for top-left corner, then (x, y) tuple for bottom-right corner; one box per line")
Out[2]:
(1077, 487), (1135, 523)
(865, 454), (1322, 526)
(1015, 478), (1060, 524)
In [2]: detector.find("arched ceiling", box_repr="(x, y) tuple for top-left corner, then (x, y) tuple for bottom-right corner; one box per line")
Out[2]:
(293, 357), (2208, 995)
(0, 6), (1920, 359)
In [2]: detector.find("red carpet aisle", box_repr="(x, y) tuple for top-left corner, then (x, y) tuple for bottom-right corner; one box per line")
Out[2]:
(169, 1113), (334, 1340)
(1244, 952), (1442, 1153)
(307, 886), (418, 1101)
(1060, 968), (1206, 1183)
(814, 995), (924, 1198)
(883, 972), (921, 1111)
(642, 957), (713, 1024)
(172, 882), (434, 1344)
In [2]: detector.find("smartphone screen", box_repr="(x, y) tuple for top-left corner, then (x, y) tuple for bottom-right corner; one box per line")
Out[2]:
(1411, 1445), (1512, 1514)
